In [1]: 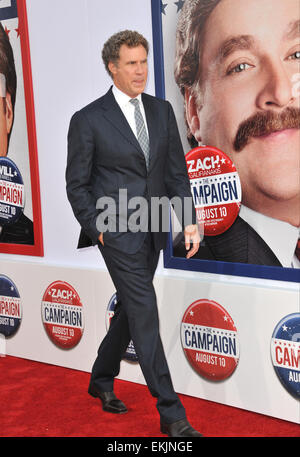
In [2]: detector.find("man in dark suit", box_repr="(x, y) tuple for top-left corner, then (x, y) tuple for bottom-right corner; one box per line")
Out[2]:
(66, 30), (201, 437)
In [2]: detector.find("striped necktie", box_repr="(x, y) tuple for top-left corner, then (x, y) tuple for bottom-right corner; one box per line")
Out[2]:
(130, 98), (150, 169)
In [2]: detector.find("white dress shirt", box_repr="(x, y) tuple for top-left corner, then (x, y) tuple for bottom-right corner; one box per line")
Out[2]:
(239, 205), (300, 268)
(112, 85), (149, 138)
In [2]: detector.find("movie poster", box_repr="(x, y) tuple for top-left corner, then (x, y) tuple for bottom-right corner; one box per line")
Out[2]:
(0, 0), (43, 256)
(154, 0), (300, 283)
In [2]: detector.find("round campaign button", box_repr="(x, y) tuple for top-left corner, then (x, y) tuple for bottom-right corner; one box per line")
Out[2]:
(271, 313), (300, 399)
(0, 275), (22, 337)
(185, 146), (241, 235)
(181, 299), (239, 381)
(106, 293), (138, 363)
(41, 281), (84, 349)
(0, 157), (25, 225)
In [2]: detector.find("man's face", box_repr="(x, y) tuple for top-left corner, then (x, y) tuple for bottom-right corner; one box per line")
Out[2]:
(109, 44), (148, 98)
(0, 74), (13, 156)
(187, 0), (300, 215)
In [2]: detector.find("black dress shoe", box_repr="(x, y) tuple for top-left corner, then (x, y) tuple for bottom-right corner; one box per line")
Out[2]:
(161, 418), (202, 437)
(88, 385), (127, 414)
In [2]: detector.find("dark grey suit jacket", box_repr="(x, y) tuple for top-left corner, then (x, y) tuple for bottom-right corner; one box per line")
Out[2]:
(66, 87), (195, 254)
(173, 216), (282, 267)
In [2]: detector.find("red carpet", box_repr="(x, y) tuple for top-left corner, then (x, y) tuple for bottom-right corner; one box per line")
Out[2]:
(0, 356), (299, 438)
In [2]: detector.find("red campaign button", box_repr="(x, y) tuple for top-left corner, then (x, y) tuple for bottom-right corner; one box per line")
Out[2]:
(0, 157), (25, 226)
(41, 281), (84, 349)
(181, 299), (239, 381)
(186, 146), (242, 236)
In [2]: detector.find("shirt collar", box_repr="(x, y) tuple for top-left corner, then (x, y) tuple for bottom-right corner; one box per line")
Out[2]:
(239, 205), (300, 268)
(112, 85), (142, 108)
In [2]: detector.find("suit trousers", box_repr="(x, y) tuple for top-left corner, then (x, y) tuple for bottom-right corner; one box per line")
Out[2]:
(90, 233), (186, 424)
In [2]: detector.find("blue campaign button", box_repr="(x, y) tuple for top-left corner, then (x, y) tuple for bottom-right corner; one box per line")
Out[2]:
(0, 157), (25, 225)
(271, 313), (300, 399)
(0, 275), (22, 337)
(106, 293), (138, 363)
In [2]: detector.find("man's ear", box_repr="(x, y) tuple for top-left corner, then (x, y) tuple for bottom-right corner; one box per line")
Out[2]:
(5, 92), (13, 135)
(184, 87), (202, 143)
(108, 61), (117, 77)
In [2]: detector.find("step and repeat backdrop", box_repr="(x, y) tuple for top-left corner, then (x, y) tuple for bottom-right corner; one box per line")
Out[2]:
(0, 0), (299, 425)
(1, 260), (299, 423)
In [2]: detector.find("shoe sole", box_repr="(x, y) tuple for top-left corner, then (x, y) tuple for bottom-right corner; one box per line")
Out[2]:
(103, 406), (128, 414)
(89, 387), (128, 414)
(160, 423), (202, 437)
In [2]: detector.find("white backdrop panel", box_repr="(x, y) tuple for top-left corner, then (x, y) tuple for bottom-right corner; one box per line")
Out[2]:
(3, 258), (299, 423)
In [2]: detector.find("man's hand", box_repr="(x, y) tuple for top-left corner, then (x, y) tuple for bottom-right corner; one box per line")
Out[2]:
(184, 224), (200, 259)
(98, 232), (104, 246)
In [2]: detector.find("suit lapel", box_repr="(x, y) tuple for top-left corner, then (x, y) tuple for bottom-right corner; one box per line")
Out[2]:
(101, 89), (159, 171)
(102, 88), (143, 156)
